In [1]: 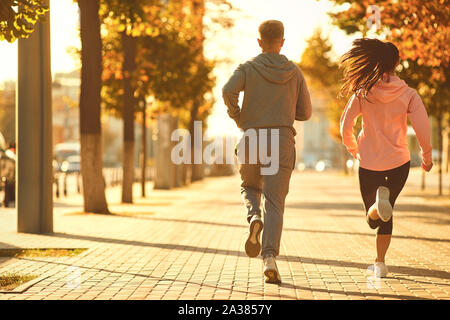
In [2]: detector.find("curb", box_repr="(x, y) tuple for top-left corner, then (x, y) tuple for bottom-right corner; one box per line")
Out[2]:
(0, 275), (50, 294)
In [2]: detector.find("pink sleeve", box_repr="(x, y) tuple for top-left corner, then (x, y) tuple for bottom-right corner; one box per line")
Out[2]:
(340, 94), (361, 159)
(407, 91), (432, 165)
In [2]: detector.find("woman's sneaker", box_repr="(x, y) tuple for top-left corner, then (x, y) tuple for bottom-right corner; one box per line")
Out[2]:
(245, 215), (263, 258)
(264, 255), (281, 284)
(367, 262), (389, 278)
(372, 186), (393, 222)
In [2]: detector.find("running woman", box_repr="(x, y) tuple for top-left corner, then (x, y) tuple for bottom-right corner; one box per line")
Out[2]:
(339, 38), (433, 277)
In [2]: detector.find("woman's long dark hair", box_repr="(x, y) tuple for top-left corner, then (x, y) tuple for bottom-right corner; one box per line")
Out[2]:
(339, 38), (399, 99)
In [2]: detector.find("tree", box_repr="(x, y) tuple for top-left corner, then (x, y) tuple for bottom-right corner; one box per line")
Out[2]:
(101, 0), (203, 199)
(101, 0), (162, 203)
(77, 0), (110, 214)
(184, 0), (231, 181)
(396, 59), (450, 193)
(328, 0), (450, 195)
(101, 0), (218, 190)
(298, 29), (353, 173)
(0, 85), (15, 144)
(0, 0), (48, 42)
(120, 32), (137, 203)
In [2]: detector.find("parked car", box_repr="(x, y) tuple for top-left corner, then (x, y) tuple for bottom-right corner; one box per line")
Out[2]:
(54, 142), (80, 164)
(0, 132), (15, 207)
(315, 159), (333, 172)
(60, 155), (81, 174)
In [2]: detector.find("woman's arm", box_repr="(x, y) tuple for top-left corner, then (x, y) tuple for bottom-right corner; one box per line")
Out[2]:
(340, 94), (361, 159)
(408, 90), (433, 169)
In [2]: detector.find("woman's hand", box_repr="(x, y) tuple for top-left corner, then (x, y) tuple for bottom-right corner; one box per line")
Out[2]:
(421, 162), (433, 172)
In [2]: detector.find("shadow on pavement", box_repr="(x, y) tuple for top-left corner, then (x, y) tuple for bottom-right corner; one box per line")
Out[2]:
(16, 255), (431, 300)
(391, 276), (450, 287)
(0, 241), (20, 267)
(394, 214), (450, 225)
(277, 282), (431, 300)
(286, 202), (364, 211)
(286, 202), (450, 215)
(88, 215), (450, 244)
(54, 202), (83, 208)
(50, 232), (450, 281)
(16, 256), (299, 300)
(404, 193), (450, 200)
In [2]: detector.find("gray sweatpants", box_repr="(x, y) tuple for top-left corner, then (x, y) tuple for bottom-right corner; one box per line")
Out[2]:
(237, 127), (296, 258)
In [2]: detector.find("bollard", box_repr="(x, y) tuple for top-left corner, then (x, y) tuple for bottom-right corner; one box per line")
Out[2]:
(154, 114), (178, 189)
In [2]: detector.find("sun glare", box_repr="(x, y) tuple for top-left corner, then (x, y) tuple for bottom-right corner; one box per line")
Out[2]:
(0, 0), (352, 137)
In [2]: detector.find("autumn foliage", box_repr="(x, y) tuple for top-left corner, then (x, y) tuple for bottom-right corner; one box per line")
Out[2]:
(0, 0), (48, 42)
(101, 0), (215, 126)
(329, 0), (449, 82)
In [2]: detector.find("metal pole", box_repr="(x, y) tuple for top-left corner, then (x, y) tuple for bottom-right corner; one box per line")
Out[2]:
(16, 0), (53, 233)
(141, 102), (147, 197)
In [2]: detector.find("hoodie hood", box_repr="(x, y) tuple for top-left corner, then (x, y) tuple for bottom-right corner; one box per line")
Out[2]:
(248, 53), (298, 84)
(368, 75), (408, 103)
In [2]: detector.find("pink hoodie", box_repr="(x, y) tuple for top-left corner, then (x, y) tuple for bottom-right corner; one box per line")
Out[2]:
(340, 75), (432, 171)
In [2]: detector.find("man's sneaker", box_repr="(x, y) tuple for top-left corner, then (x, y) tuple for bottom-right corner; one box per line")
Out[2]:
(367, 262), (389, 278)
(264, 255), (281, 284)
(370, 186), (393, 222)
(245, 215), (263, 258)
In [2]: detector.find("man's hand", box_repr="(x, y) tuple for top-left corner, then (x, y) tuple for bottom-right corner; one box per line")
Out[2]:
(421, 162), (433, 172)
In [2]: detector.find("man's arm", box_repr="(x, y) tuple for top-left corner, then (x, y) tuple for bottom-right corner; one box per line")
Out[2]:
(295, 70), (312, 121)
(222, 64), (246, 127)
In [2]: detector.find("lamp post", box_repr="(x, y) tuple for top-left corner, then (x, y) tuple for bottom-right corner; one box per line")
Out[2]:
(141, 96), (153, 197)
(16, 0), (53, 233)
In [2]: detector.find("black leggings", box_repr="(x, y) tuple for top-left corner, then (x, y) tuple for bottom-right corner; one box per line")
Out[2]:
(358, 161), (410, 235)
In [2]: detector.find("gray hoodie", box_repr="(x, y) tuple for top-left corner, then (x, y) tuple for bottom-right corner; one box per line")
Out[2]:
(222, 52), (312, 134)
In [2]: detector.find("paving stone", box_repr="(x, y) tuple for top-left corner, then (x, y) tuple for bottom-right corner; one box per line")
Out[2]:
(0, 169), (448, 300)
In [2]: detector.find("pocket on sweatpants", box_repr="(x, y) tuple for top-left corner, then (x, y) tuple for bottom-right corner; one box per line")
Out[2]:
(277, 139), (295, 170)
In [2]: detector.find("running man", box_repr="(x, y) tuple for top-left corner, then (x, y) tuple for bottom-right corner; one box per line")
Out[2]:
(222, 20), (312, 283)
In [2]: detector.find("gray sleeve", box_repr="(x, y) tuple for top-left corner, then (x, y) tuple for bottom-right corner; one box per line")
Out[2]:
(295, 69), (312, 121)
(222, 64), (246, 126)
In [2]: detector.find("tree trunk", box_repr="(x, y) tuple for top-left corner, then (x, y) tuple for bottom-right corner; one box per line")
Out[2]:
(121, 33), (137, 203)
(78, 0), (109, 214)
(141, 102), (147, 197)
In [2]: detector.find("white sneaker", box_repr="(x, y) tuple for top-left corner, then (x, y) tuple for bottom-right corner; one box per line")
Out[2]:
(371, 186), (393, 222)
(367, 262), (389, 278)
(263, 255), (281, 284)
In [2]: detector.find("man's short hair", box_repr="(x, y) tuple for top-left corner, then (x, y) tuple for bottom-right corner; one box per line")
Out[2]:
(258, 20), (284, 43)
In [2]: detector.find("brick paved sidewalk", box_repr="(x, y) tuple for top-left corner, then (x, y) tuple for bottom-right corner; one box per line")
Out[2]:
(0, 169), (449, 300)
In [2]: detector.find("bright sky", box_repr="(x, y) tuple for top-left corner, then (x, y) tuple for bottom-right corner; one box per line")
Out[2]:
(0, 0), (356, 136)
(205, 0), (356, 136)
(0, 0), (80, 84)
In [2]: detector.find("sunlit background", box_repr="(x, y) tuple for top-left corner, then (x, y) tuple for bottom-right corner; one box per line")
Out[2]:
(0, 0), (355, 137)
(0, 0), (446, 188)
(0, 1), (448, 299)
